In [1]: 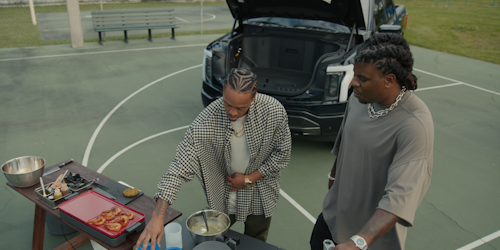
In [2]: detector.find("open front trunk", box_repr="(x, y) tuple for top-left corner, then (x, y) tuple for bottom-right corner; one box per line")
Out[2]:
(229, 33), (347, 96)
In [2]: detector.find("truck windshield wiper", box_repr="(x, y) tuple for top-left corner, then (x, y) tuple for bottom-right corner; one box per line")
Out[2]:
(246, 21), (286, 27)
(293, 24), (343, 33)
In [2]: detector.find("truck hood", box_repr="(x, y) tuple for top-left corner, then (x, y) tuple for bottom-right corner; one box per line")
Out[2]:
(226, 0), (365, 29)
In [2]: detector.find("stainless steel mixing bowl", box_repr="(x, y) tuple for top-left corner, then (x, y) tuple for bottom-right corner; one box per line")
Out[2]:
(2, 156), (45, 187)
(186, 209), (230, 244)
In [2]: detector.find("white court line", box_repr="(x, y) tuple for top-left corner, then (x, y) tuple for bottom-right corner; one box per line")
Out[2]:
(415, 82), (464, 91)
(82, 64), (202, 166)
(0, 44), (207, 62)
(456, 230), (500, 250)
(175, 16), (189, 23)
(280, 189), (317, 224)
(41, 28), (69, 31)
(96, 125), (189, 173)
(176, 14), (216, 23)
(414, 68), (500, 96)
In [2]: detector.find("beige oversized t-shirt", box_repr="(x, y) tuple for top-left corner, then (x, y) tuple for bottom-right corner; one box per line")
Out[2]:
(323, 91), (434, 250)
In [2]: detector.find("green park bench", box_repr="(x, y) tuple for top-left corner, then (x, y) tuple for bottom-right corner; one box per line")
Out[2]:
(91, 8), (179, 45)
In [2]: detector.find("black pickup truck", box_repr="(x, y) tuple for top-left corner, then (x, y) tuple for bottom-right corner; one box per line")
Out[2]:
(201, 0), (408, 141)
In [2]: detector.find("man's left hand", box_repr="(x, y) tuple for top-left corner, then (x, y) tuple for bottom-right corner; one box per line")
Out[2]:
(226, 173), (246, 191)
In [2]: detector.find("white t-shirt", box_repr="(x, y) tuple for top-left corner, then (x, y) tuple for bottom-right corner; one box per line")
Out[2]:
(228, 114), (250, 214)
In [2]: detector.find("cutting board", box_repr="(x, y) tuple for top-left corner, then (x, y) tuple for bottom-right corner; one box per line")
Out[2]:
(58, 190), (145, 238)
(98, 181), (144, 205)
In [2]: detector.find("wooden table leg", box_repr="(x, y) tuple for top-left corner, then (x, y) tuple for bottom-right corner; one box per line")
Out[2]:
(33, 204), (46, 250)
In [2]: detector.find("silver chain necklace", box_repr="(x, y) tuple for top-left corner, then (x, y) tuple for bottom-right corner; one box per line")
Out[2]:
(368, 86), (406, 119)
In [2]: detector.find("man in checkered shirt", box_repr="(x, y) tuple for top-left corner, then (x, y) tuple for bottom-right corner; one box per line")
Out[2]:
(136, 68), (292, 249)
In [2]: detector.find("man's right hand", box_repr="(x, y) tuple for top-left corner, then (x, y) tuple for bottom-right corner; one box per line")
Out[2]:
(135, 199), (169, 250)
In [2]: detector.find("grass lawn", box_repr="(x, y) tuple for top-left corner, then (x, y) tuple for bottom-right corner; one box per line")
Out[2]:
(0, 0), (499, 64)
(400, 0), (500, 64)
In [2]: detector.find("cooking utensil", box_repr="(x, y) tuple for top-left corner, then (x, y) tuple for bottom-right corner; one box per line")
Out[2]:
(61, 170), (69, 181)
(186, 209), (230, 244)
(40, 177), (47, 197)
(43, 159), (73, 176)
(2, 156), (45, 187)
(202, 210), (209, 233)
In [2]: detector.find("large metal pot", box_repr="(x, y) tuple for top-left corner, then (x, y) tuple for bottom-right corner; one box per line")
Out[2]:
(186, 210), (230, 244)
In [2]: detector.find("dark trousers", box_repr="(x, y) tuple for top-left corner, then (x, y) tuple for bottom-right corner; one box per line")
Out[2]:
(229, 214), (272, 242)
(310, 213), (336, 250)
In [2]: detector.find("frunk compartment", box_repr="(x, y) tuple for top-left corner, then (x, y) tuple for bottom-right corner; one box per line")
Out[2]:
(234, 34), (341, 95)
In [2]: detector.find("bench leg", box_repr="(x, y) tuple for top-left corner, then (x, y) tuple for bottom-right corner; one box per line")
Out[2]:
(98, 32), (103, 45)
(124, 30), (128, 44)
(171, 28), (176, 40)
(148, 29), (153, 42)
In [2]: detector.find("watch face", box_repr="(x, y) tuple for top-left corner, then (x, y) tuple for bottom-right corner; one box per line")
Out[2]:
(357, 238), (365, 245)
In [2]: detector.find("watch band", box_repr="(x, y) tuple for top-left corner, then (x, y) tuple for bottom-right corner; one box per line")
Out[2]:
(328, 172), (335, 181)
(350, 235), (368, 250)
(244, 174), (254, 187)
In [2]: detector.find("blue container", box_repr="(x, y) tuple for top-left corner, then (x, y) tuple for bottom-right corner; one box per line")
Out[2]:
(137, 243), (161, 250)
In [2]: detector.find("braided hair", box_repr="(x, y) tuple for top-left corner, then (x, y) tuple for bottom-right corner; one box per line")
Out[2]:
(355, 33), (417, 90)
(223, 68), (258, 94)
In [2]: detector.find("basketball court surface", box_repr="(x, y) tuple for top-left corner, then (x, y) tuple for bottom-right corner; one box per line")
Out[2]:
(0, 28), (499, 250)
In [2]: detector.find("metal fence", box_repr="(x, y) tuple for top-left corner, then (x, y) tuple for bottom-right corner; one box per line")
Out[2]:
(0, 0), (232, 48)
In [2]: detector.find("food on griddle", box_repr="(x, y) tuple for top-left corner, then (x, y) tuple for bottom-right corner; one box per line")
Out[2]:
(120, 211), (134, 220)
(88, 216), (106, 225)
(87, 207), (133, 231)
(113, 214), (130, 227)
(123, 187), (139, 197)
(104, 222), (122, 231)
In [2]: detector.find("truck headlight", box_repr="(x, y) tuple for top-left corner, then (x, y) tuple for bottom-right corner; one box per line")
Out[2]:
(203, 49), (212, 83)
(324, 72), (345, 101)
(324, 64), (354, 103)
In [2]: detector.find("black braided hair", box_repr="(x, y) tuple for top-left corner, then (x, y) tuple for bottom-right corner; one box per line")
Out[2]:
(223, 68), (258, 94)
(355, 33), (417, 90)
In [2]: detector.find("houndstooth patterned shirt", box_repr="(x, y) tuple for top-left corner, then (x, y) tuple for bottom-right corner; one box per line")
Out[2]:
(154, 93), (292, 222)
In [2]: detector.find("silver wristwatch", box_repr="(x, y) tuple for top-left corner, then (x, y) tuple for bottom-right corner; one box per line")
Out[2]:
(350, 235), (368, 250)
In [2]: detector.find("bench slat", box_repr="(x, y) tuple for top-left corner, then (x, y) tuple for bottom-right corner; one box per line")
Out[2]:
(92, 12), (174, 18)
(93, 16), (176, 22)
(91, 7), (174, 15)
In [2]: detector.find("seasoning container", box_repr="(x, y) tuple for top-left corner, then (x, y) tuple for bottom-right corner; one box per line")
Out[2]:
(61, 180), (70, 196)
(54, 188), (62, 200)
(52, 182), (62, 190)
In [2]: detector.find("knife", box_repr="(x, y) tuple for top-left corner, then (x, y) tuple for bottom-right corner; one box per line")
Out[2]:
(43, 159), (73, 176)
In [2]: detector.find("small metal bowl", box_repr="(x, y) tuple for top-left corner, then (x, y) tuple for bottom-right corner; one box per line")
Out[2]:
(2, 156), (45, 187)
(186, 210), (230, 244)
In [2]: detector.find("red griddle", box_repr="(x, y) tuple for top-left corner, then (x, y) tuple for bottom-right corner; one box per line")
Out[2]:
(59, 190), (145, 247)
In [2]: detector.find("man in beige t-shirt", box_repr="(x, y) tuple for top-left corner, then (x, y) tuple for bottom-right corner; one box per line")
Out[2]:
(310, 33), (434, 250)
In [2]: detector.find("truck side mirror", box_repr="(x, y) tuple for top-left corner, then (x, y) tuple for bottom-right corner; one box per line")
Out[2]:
(379, 24), (402, 33)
